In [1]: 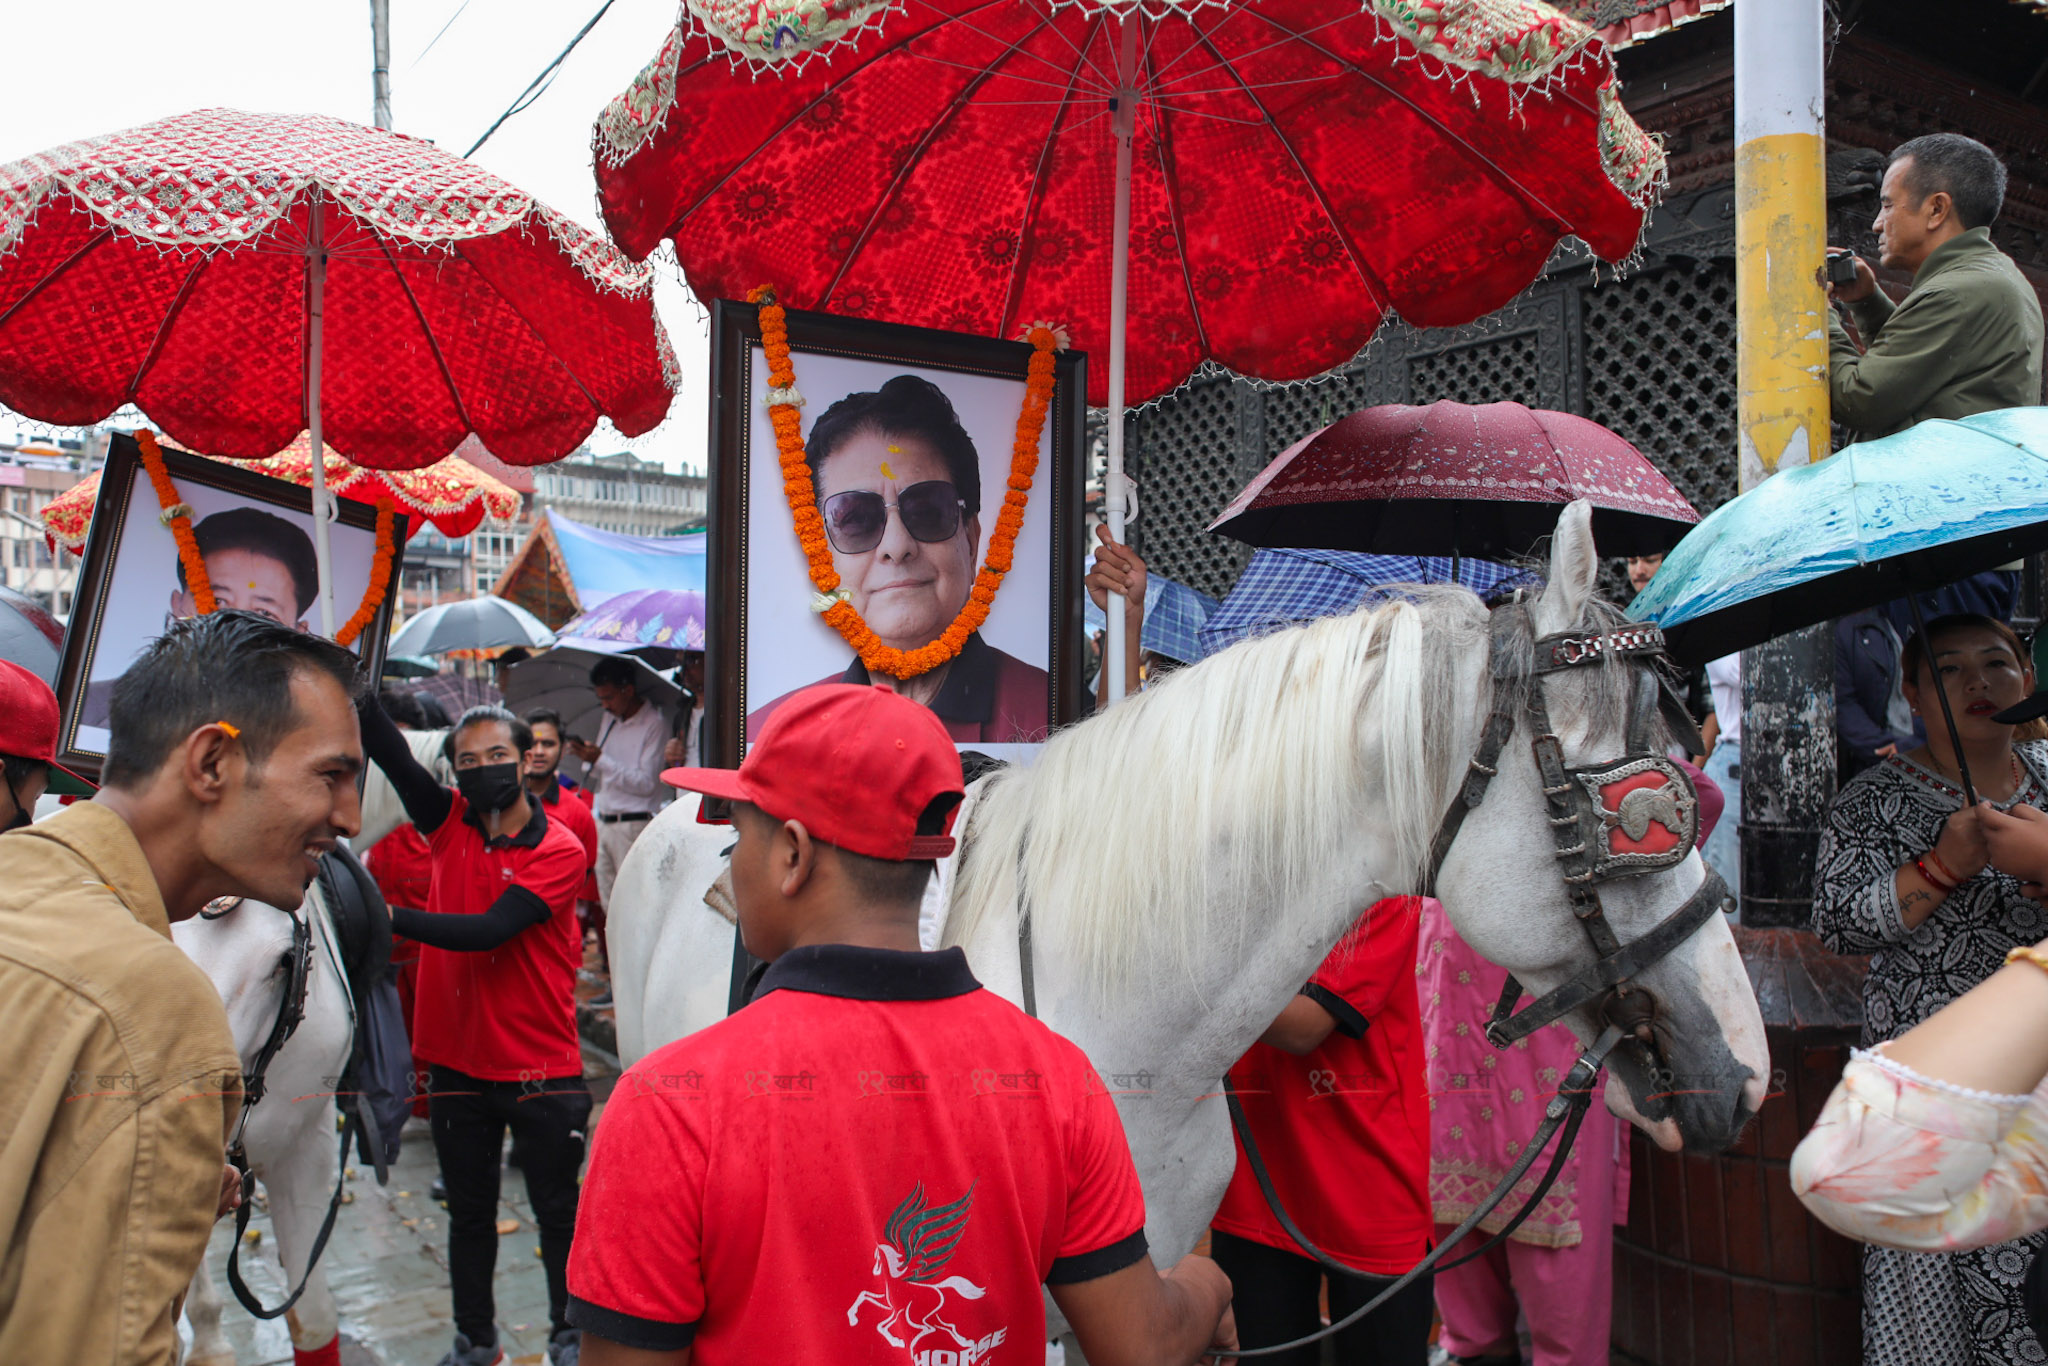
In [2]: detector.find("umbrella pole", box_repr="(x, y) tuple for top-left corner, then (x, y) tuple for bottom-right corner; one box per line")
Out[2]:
(1904, 591), (1977, 805)
(306, 192), (337, 638)
(1103, 17), (1139, 707)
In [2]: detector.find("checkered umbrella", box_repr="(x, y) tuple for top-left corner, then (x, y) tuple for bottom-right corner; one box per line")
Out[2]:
(1083, 568), (1220, 665)
(1197, 550), (1543, 658)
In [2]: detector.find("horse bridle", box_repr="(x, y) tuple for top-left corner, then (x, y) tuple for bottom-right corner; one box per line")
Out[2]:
(200, 891), (360, 1322)
(1211, 597), (1730, 1356)
(1422, 596), (1728, 1096)
(197, 895), (315, 1128)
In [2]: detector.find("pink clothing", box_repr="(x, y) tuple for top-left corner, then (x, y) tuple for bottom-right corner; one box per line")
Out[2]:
(1419, 898), (1628, 1366)
(1431, 1184), (1617, 1365)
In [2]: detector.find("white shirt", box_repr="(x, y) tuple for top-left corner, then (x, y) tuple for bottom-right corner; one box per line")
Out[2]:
(1706, 654), (1742, 746)
(591, 700), (671, 816)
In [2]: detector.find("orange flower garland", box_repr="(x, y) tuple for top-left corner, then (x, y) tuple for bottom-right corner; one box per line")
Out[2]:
(135, 430), (398, 647)
(336, 498), (397, 647)
(750, 285), (1061, 679)
(138, 430), (215, 614)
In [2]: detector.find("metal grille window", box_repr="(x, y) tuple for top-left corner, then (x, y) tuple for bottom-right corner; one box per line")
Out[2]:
(1580, 264), (1740, 515)
(1129, 379), (1252, 601)
(1410, 332), (1545, 408)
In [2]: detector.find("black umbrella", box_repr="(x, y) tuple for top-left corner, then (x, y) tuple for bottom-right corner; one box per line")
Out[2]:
(0, 585), (63, 684)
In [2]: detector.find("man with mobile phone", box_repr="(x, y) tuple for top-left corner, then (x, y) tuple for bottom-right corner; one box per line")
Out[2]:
(1825, 134), (2042, 439)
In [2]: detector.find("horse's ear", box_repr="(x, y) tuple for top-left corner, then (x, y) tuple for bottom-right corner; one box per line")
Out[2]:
(1535, 499), (1598, 632)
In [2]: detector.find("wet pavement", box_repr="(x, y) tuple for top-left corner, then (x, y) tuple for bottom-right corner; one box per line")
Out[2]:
(182, 1052), (618, 1366)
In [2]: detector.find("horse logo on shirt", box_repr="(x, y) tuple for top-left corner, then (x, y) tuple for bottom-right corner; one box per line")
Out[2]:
(848, 1181), (1007, 1363)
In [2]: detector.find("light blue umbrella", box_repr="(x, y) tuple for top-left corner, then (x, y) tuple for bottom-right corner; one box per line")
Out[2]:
(1084, 568), (1221, 664)
(1627, 408), (2048, 667)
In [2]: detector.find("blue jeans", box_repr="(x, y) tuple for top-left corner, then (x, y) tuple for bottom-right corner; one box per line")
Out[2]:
(1701, 738), (1741, 916)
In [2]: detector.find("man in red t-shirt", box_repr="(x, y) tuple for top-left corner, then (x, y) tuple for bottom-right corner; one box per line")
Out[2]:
(1210, 896), (1434, 1364)
(568, 684), (1236, 1365)
(358, 698), (590, 1366)
(521, 708), (599, 873)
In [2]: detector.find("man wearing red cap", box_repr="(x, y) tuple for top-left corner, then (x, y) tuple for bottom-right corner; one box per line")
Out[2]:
(567, 683), (1236, 1366)
(0, 660), (96, 828)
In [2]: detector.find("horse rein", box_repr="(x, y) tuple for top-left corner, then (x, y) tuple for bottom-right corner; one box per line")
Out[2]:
(204, 885), (363, 1321)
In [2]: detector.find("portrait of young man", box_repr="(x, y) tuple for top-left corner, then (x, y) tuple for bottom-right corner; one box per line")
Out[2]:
(81, 506), (323, 730)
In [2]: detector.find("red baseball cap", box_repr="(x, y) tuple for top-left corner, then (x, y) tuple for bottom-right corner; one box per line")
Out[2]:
(662, 683), (964, 860)
(0, 660), (96, 795)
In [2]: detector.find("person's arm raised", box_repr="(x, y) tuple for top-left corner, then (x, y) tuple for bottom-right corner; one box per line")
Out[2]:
(1049, 1253), (1235, 1366)
(356, 693), (452, 833)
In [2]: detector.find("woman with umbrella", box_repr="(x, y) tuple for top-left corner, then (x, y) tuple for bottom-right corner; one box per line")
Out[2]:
(1810, 612), (2048, 1362)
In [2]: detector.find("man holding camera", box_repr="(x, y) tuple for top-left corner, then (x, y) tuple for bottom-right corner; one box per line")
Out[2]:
(1827, 133), (2043, 439)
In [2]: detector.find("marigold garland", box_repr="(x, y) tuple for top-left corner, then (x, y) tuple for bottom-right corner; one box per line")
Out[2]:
(136, 430), (398, 647)
(138, 430), (215, 614)
(336, 498), (398, 647)
(749, 285), (1061, 680)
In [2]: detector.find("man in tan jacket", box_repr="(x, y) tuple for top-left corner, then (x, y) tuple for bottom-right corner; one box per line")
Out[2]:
(0, 609), (366, 1365)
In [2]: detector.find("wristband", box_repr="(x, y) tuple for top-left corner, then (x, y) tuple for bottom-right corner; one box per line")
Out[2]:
(1925, 847), (1965, 888)
(1913, 857), (1957, 894)
(2005, 945), (2048, 980)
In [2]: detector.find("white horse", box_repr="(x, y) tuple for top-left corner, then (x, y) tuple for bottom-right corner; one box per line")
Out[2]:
(608, 503), (1770, 1314)
(177, 727), (445, 1366)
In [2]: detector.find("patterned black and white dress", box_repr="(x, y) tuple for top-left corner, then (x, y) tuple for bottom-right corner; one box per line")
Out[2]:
(1813, 743), (2048, 1366)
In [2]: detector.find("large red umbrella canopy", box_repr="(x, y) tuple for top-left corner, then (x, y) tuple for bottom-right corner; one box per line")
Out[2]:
(1210, 400), (1699, 557)
(40, 433), (523, 550)
(0, 109), (678, 468)
(592, 0), (1664, 406)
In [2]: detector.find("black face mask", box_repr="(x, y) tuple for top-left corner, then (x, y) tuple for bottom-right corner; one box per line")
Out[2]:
(4, 777), (29, 832)
(456, 762), (524, 815)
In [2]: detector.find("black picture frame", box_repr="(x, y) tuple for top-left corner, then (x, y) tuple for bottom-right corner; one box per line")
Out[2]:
(705, 299), (1087, 777)
(53, 431), (407, 780)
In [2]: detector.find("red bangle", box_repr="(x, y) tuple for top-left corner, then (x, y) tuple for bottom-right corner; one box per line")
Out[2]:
(1914, 857), (1957, 894)
(1925, 848), (1965, 887)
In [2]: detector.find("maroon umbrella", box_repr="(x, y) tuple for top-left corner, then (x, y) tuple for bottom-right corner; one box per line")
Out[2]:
(1209, 401), (1698, 559)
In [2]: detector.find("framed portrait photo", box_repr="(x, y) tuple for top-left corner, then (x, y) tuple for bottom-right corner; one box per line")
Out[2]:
(709, 300), (1087, 768)
(53, 432), (406, 779)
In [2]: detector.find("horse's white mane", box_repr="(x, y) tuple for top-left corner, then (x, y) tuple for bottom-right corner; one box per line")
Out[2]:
(943, 585), (1492, 995)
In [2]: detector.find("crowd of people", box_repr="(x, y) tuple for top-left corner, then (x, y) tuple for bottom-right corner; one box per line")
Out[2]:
(7, 128), (2048, 1366)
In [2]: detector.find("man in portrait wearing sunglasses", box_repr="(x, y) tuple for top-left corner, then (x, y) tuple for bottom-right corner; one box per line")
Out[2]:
(748, 373), (1052, 744)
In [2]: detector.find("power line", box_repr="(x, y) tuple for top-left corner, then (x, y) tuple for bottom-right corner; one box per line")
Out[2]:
(410, 0), (472, 69)
(464, 0), (618, 158)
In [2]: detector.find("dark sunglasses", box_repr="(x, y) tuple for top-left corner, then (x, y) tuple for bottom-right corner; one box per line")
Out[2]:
(822, 480), (967, 554)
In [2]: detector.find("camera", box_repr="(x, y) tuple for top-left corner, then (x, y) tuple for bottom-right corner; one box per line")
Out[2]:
(1825, 252), (1861, 287)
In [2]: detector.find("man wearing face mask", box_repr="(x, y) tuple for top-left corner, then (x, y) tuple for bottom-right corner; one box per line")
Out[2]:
(355, 697), (590, 1366)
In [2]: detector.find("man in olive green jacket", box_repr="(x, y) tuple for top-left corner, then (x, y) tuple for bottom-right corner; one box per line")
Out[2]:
(0, 611), (365, 1365)
(1828, 133), (2044, 439)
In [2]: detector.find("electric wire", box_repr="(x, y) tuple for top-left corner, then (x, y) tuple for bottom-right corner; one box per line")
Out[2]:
(465, 0), (618, 158)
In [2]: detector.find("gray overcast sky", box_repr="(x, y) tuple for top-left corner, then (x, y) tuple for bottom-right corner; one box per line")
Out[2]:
(2, 0), (709, 471)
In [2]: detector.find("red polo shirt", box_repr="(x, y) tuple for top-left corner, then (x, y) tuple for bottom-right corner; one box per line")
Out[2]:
(568, 945), (1149, 1361)
(411, 791), (587, 1081)
(1211, 897), (1432, 1276)
(537, 778), (598, 873)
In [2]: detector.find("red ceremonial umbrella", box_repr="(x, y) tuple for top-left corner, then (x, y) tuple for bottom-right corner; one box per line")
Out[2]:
(1209, 400), (1699, 558)
(593, 0), (1664, 695)
(0, 109), (677, 632)
(41, 433), (523, 551)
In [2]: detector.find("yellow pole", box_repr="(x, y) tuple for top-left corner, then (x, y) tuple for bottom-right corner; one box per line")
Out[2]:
(1735, 2), (1829, 489)
(1732, 0), (1833, 927)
